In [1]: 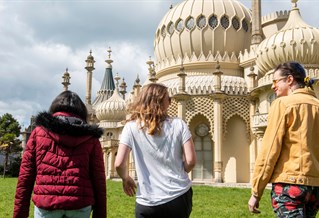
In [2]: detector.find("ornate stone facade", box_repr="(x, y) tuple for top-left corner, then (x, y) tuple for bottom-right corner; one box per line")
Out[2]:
(80, 0), (319, 183)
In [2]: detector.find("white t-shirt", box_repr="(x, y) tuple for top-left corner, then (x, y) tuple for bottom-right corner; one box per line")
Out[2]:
(120, 117), (192, 206)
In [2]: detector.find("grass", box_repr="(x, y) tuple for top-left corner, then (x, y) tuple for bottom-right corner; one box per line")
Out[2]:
(0, 178), (285, 218)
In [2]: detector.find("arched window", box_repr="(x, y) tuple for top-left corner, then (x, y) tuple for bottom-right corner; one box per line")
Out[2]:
(232, 17), (240, 30)
(192, 124), (213, 180)
(208, 15), (218, 29)
(161, 25), (166, 38)
(268, 92), (276, 107)
(242, 19), (249, 32)
(186, 17), (195, 30)
(106, 132), (113, 139)
(221, 15), (230, 29)
(176, 19), (184, 32)
(167, 22), (174, 35)
(197, 15), (206, 29)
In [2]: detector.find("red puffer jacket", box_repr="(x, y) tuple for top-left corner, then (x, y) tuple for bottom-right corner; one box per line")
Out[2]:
(13, 112), (106, 218)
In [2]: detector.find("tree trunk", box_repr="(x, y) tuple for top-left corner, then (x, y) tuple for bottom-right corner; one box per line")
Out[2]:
(2, 150), (8, 178)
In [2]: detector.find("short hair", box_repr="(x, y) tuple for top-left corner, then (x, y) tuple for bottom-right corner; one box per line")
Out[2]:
(49, 90), (88, 122)
(274, 61), (306, 88)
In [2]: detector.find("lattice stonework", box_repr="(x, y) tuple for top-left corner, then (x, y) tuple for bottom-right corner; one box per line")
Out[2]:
(167, 99), (178, 117)
(223, 97), (250, 137)
(185, 96), (214, 128)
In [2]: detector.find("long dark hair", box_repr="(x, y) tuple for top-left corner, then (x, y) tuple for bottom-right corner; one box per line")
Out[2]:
(49, 90), (88, 122)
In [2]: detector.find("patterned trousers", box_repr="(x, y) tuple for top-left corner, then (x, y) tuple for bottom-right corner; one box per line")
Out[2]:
(271, 183), (319, 218)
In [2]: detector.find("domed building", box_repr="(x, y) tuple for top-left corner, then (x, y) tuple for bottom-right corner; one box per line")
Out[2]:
(64, 0), (319, 183)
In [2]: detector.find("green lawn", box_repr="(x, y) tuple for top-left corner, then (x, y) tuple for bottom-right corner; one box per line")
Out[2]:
(0, 178), (280, 217)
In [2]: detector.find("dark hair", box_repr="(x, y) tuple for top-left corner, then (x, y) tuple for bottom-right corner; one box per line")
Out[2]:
(49, 90), (88, 121)
(275, 61), (314, 89)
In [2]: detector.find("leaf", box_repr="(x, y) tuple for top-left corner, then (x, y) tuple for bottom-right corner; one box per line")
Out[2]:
(0, 143), (9, 148)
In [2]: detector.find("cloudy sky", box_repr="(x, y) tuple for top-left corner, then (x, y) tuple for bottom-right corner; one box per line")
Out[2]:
(0, 0), (318, 128)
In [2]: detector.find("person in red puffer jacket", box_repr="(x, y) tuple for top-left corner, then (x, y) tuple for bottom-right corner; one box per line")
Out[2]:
(13, 90), (106, 218)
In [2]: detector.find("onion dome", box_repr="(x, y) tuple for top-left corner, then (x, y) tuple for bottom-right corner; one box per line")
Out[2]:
(154, 0), (252, 72)
(86, 50), (94, 61)
(92, 48), (116, 107)
(95, 88), (126, 125)
(256, 0), (319, 75)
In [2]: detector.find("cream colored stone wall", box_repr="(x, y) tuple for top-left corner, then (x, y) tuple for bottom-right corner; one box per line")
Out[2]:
(223, 115), (250, 183)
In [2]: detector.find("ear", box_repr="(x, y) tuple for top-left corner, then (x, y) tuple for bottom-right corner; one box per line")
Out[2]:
(287, 75), (295, 86)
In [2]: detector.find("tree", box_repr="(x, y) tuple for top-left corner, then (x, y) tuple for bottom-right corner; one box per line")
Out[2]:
(0, 113), (22, 178)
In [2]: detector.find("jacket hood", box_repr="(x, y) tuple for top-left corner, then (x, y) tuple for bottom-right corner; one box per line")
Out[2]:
(35, 112), (104, 147)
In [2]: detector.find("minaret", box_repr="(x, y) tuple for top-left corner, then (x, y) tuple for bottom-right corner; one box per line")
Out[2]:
(247, 65), (257, 92)
(251, 0), (263, 45)
(62, 68), (71, 91)
(248, 65), (258, 180)
(114, 72), (121, 91)
(133, 75), (142, 97)
(212, 62), (224, 183)
(92, 47), (116, 106)
(212, 61), (223, 93)
(173, 61), (190, 120)
(85, 50), (95, 105)
(146, 57), (157, 83)
(177, 63), (187, 94)
(119, 78), (127, 100)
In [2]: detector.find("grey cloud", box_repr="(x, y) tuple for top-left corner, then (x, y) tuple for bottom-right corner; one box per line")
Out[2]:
(0, 0), (318, 127)
(3, 1), (176, 49)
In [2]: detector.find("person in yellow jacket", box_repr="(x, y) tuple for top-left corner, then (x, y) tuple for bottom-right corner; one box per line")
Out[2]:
(248, 61), (319, 217)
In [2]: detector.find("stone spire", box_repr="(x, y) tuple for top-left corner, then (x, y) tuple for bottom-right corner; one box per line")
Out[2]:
(114, 72), (121, 90)
(85, 50), (95, 105)
(62, 68), (71, 91)
(92, 47), (116, 107)
(177, 61), (187, 94)
(213, 61), (223, 93)
(173, 60), (190, 120)
(146, 56), (157, 83)
(247, 65), (257, 92)
(133, 75), (142, 97)
(119, 78), (127, 100)
(251, 0), (263, 45)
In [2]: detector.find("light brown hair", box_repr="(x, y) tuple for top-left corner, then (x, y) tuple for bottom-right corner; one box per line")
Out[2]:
(127, 83), (170, 135)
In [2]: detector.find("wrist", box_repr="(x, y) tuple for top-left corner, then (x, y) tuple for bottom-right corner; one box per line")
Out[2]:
(252, 194), (260, 200)
(121, 175), (130, 181)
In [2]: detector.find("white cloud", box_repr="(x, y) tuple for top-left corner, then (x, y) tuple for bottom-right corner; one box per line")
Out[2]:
(0, 100), (42, 128)
(0, 0), (318, 127)
(62, 41), (151, 101)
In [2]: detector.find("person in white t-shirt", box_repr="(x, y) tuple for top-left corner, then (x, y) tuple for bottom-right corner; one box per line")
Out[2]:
(115, 83), (196, 218)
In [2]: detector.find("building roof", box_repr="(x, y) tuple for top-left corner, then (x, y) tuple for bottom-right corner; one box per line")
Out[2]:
(154, 0), (252, 73)
(92, 49), (116, 107)
(256, 0), (319, 75)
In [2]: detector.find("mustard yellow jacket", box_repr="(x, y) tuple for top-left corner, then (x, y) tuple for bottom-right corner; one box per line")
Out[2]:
(252, 88), (319, 198)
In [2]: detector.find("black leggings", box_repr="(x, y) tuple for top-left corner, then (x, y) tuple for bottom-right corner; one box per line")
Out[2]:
(135, 188), (193, 218)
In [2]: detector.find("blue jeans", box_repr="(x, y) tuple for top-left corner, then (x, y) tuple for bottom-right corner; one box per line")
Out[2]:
(34, 205), (92, 218)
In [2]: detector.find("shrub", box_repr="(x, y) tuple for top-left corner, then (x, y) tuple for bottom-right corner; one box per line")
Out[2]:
(9, 156), (21, 177)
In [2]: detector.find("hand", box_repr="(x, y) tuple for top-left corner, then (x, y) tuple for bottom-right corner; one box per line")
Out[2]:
(122, 176), (137, 197)
(248, 195), (261, 214)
